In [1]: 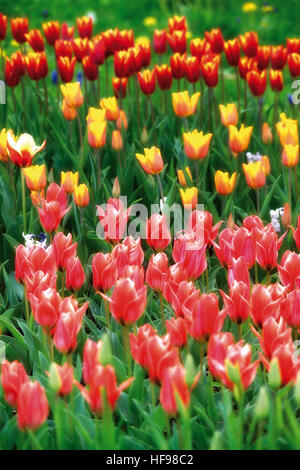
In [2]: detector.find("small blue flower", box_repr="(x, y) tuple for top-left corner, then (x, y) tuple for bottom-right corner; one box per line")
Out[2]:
(51, 70), (58, 85)
(288, 93), (295, 105)
(42, 10), (49, 18)
(76, 71), (83, 86)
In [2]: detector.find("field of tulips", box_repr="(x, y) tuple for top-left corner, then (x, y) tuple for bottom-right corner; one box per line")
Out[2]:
(0, 2), (300, 452)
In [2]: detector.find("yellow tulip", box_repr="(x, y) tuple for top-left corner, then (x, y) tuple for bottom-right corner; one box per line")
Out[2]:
(180, 186), (198, 210)
(172, 91), (200, 117)
(177, 166), (192, 186)
(135, 146), (164, 175)
(219, 103), (238, 127)
(73, 184), (90, 207)
(214, 170), (237, 195)
(228, 124), (253, 154)
(61, 171), (79, 194)
(183, 129), (213, 160)
(60, 82), (84, 109)
(23, 164), (46, 191)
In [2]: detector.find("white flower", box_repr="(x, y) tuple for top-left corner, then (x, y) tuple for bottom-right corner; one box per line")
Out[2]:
(85, 11), (97, 23)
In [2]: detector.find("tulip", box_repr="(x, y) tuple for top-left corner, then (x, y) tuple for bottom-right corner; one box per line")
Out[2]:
(239, 31), (258, 57)
(101, 278), (147, 326)
(15, 244), (57, 283)
(92, 252), (118, 292)
(1, 360), (29, 408)
(112, 77), (127, 99)
(260, 343), (300, 387)
(17, 381), (49, 431)
(25, 29), (45, 52)
(228, 256), (250, 290)
(130, 324), (180, 383)
(66, 256), (85, 291)
(76, 16), (93, 38)
(276, 114), (298, 146)
(278, 251), (300, 291)
(153, 29), (168, 54)
(146, 214), (171, 251)
(224, 39), (240, 66)
(76, 364), (133, 415)
(251, 317), (292, 361)
(200, 54), (220, 87)
(57, 56), (76, 83)
(25, 51), (48, 81)
(183, 130), (212, 160)
(97, 199), (132, 244)
(11, 17), (29, 43)
(168, 30), (187, 54)
(256, 230), (286, 271)
(111, 129), (123, 151)
(228, 124), (253, 154)
(184, 56), (201, 83)
(168, 16), (187, 34)
(42, 21), (60, 46)
(146, 252), (168, 292)
(163, 279), (199, 317)
(173, 234), (207, 281)
(137, 69), (156, 95)
(180, 187), (198, 210)
(0, 13), (7, 41)
(215, 170), (237, 195)
(23, 164), (46, 192)
(53, 232), (77, 271)
(155, 65), (173, 90)
(82, 56), (98, 81)
(82, 338), (103, 384)
(73, 184), (90, 208)
(37, 199), (69, 233)
(25, 270), (57, 298)
(60, 82), (84, 109)
(0, 129), (12, 163)
(246, 69), (267, 96)
(177, 166), (192, 186)
(250, 284), (281, 328)
(6, 131), (46, 167)
(256, 45), (271, 70)
(89, 35), (106, 66)
(86, 107), (106, 124)
(166, 317), (187, 348)
(61, 23), (75, 40)
(55, 39), (73, 59)
(219, 103), (238, 127)
(190, 37), (211, 59)
(88, 121), (107, 148)
(135, 146), (164, 175)
(281, 144), (299, 168)
(47, 363), (73, 396)
(269, 69), (283, 92)
(185, 292), (225, 342)
(170, 52), (186, 79)
(62, 98), (77, 120)
(205, 28), (224, 53)
(116, 110), (128, 131)
(242, 161), (266, 189)
(160, 364), (193, 416)
(287, 38), (300, 54)
(172, 91), (200, 117)
(287, 53), (300, 78)
(53, 297), (88, 354)
(188, 210), (222, 246)
(271, 45), (287, 70)
(29, 287), (61, 329)
(282, 289), (300, 329)
(262, 122), (273, 143)
(60, 171), (79, 194)
(238, 56), (253, 80)
(207, 332), (259, 390)
(220, 281), (250, 324)
(100, 96), (119, 121)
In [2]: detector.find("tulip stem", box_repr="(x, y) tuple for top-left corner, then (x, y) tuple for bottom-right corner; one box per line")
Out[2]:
(122, 324), (131, 377)
(27, 429), (43, 450)
(24, 284), (30, 327)
(288, 168), (292, 207)
(243, 80), (247, 124)
(199, 342), (205, 376)
(258, 97), (263, 134)
(43, 77), (49, 118)
(104, 298), (111, 329)
(235, 67), (240, 115)
(294, 166), (299, 202)
(21, 170), (27, 233)
(220, 59), (225, 102)
(97, 68), (101, 102)
(77, 113), (84, 166)
(273, 92), (279, 135)
(156, 174), (164, 202)
(151, 382), (156, 408)
(238, 322), (242, 341)
(159, 292), (166, 332)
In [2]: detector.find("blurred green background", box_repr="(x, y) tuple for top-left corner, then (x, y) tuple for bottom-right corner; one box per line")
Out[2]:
(0, 0), (299, 44)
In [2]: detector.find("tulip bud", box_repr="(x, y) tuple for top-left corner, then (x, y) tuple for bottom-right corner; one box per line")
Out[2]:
(184, 354), (197, 388)
(112, 177), (120, 198)
(225, 359), (241, 385)
(48, 362), (62, 393)
(141, 126), (148, 145)
(269, 357), (281, 390)
(254, 386), (269, 420)
(99, 333), (112, 366)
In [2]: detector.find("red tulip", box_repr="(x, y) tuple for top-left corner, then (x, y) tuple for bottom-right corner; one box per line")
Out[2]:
(238, 56), (253, 80)
(270, 45), (287, 70)
(137, 69), (156, 95)
(224, 38), (240, 66)
(246, 69), (267, 96)
(220, 281), (250, 324)
(1, 360), (29, 408)
(55, 39), (73, 59)
(130, 325), (180, 383)
(185, 292), (225, 342)
(37, 199), (69, 233)
(205, 28), (224, 54)
(173, 232), (207, 281)
(92, 252), (118, 292)
(25, 270), (57, 298)
(82, 338), (103, 384)
(228, 256), (250, 289)
(26, 52), (48, 81)
(184, 56), (201, 83)
(283, 289), (300, 329)
(82, 55), (98, 81)
(190, 38), (211, 59)
(251, 317), (292, 361)
(155, 64), (173, 90)
(146, 252), (168, 292)
(101, 278), (147, 326)
(269, 69), (283, 92)
(168, 30), (186, 54)
(188, 210), (222, 247)
(61, 22), (75, 40)
(76, 364), (133, 415)
(97, 198), (131, 243)
(122, 265), (145, 289)
(53, 297), (88, 354)
(112, 235), (144, 277)
(260, 342), (300, 387)
(168, 16), (187, 35)
(239, 31), (258, 58)
(53, 232), (77, 271)
(89, 35), (106, 65)
(256, 230), (286, 271)
(77, 16), (93, 39)
(250, 284), (281, 328)
(208, 332), (259, 390)
(278, 251), (300, 291)
(146, 213), (171, 251)
(57, 56), (76, 83)
(153, 29), (167, 54)
(287, 38), (300, 54)
(29, 287), (62, 329)
(48, 363), (73, 396)
(15, 244), (57, 283)
(256, 45), (271, 70)
(112, 77), (128, 98)
(25, 29), (45, 52)
(0, 13), (7, 41)
(160, 364), (193, 415)
(17, 381), (49, 431)
(166, 317), (187, 348)
(170, 52), (186, 80)
(72, 37), (89, 63)
(42, 21), (60, 46)
(290, 215), (300, 249)
(11, 17), (29, 43)
(201, 54), (220, 87)
(5, 57), (21, 87)
(163, 279), (199, 318)
(66, 256), (85, 291)
(287, 53), (300, 78)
